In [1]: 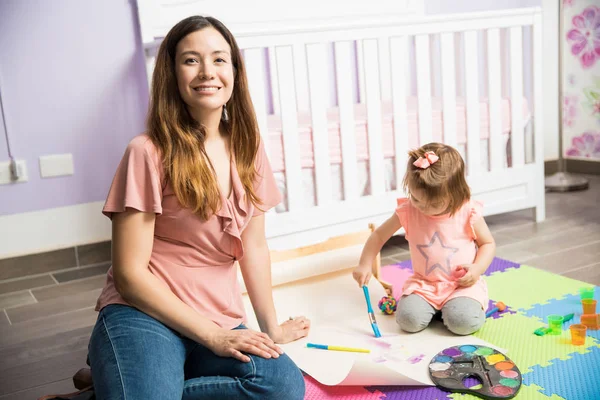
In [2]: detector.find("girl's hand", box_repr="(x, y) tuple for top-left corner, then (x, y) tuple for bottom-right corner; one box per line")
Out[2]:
(269, 316), (311, 344)
(456, 264), (481, 287)
(206, 327), (283, 363)
(352, 265), (372, 287)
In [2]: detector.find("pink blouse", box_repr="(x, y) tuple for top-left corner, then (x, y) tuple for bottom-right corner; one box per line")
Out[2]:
(95, 135), (281, 329)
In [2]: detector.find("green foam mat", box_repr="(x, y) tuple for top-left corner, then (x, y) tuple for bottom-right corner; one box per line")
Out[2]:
(484, 265), (585, 311)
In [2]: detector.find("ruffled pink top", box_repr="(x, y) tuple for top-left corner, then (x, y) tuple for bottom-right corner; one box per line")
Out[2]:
(395, 198), (489, 310)
(95, 135), (281, 329)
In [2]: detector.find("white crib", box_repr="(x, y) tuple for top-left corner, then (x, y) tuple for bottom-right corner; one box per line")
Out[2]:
(138, 5), (545, 251)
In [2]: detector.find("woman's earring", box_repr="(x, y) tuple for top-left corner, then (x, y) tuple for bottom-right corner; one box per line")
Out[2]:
(222, 103), (229, 122)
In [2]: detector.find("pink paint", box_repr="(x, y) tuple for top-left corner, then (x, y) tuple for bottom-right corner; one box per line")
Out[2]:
(500, 370), (519, 379)
(408, 354), (425, 364)
(492, 385), (514, 396)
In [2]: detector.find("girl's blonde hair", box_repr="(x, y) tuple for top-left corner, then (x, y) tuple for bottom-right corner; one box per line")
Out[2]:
(402, 142), (470, 215)
(147, 16), (262, 221)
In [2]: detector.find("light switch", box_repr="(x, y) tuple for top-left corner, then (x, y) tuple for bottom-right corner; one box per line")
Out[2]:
(39, 153), (74, 178)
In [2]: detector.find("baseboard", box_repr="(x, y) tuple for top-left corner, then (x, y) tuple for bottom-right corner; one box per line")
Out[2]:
(544, 159), (600, 176)
(0, 201), (111, 259)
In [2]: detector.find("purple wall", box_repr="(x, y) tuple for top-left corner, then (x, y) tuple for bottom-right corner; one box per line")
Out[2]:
(0, 0), (149, 215)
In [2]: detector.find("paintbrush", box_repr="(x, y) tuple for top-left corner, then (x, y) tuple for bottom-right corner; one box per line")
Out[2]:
(362, 285), (382, 338)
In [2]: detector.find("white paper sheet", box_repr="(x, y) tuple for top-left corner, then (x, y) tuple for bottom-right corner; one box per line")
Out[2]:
(242, 270), (505, 386)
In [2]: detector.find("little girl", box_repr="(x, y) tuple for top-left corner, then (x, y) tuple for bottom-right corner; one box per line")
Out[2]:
(353, 142), (496, 335)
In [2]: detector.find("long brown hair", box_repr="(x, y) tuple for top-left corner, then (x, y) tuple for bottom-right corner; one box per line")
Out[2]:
(147, 16), (261, 220)
(402, 142), (470, 215)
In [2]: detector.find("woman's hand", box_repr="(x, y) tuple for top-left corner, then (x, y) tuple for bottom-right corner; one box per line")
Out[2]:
(456, 264), (482, 287)
(206, 327), (283, 363)
(268, 316), (311, 344)
(352, 265), (372, 287)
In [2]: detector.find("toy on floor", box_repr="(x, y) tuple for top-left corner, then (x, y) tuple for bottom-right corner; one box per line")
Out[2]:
(485, 302), (506, 318)
(581, 314), (599, 330)
(570, 324), (587, 345)
(579, 287), (594, 300)
(533, 313), (573, 336)
(429, 345), (522, 399)
(362, 285), (382, 338)
(378, 295), (397, 315)
(582, 299), (596, 314)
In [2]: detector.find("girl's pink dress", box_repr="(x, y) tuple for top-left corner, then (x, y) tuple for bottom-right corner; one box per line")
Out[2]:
(395, 198), (489, 310)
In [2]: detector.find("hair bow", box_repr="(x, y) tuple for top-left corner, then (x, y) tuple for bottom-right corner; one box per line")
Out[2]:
(413, 151), (439, 169)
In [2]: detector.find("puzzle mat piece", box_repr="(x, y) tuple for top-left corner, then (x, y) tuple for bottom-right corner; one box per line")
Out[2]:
(395, 260), (413, 271)
(304, 375), (384, 400)
(473, 312), (598, 373)
(380, 265), (413, 300)
(521, 288), (600, 341)
(486, 298), (517, 319)
(484, 265), (585, 311)
(483, 257), (521, 276)
(448, 383), (565, 400)
(366, 385), (452, 400)
(393, 257), (520, 277)
(523, 346), (600, 400)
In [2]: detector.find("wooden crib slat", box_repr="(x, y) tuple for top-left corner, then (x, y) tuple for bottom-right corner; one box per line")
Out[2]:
(268, 48), (280, 115)
(487, 28), (503, 171)
(415, 34), (433, 145)
(244, 48), (271, 158)
(509, 26), (524, 167)
(356, 41), (367, 108)
(464, 30), (480, 175)
(533, 13), (545, 222)
(306, 43), (332, 206)
(390, 36), (409, 192)
(362, 39), (385, 196)
(292, 44), (310, 112)
(334, 41), (359, 200)
(378, 37), (392, 102)
(440, 32), (457, 148)
(275, 46), (303, 211)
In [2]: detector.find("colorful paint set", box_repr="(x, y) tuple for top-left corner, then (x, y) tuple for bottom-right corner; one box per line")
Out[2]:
(428, 345), (521, 399)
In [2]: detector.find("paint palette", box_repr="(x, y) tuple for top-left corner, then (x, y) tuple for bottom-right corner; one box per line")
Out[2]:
(428, 345), (521, 399)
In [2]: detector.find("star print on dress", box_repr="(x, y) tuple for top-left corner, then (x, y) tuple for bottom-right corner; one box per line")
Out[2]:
(416, 232), (459, 277)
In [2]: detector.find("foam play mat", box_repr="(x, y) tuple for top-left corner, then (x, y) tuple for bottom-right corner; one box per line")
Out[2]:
(303, 258), (600, 400)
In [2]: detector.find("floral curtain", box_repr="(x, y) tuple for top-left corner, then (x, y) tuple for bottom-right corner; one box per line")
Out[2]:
(563, 0), (600, 160)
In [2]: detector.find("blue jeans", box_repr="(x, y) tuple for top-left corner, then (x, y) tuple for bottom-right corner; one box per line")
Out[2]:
(88, 304), (305, 400)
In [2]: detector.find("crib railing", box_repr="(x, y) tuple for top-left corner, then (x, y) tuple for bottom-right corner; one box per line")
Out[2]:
(236, 9), (543, 222)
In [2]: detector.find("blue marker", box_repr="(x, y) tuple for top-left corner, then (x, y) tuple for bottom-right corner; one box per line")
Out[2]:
(362, 285), (382, 338)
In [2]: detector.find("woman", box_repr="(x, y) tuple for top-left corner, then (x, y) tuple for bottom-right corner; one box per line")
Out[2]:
(88, 15), (309, 400)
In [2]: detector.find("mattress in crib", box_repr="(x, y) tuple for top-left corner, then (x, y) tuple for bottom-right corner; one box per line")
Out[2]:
(265, 96), (530, 173)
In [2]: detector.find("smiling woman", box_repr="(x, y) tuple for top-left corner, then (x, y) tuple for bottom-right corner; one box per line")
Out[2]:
(175, 29), (234, 121)
(86, 15), (308, 400)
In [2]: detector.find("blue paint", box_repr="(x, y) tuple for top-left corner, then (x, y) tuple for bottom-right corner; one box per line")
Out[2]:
(459, 345), (477, 353)
(435, 355), (453, 363)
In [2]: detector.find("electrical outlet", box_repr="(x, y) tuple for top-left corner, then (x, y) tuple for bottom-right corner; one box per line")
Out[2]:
(0, 159), (28, 185)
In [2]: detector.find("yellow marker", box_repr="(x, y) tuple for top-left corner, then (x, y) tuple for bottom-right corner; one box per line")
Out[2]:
(306, 343), (370, 353)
